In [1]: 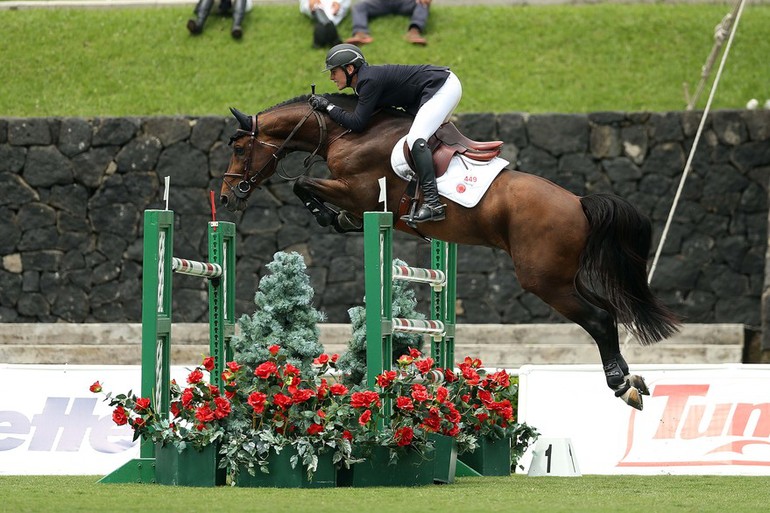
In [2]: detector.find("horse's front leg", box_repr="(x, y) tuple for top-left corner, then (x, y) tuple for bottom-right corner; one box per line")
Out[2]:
(293, 176), (363, 233)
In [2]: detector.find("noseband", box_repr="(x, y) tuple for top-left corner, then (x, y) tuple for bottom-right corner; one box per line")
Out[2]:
(224, 107), (328, 199)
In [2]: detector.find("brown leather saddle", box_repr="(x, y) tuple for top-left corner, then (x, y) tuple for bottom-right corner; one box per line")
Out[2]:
(396, 123), (504, 237)
(402, 122), (503, 178)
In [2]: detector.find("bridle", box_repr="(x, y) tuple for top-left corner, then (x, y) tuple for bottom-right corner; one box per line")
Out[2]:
(223, 106), (329, 200)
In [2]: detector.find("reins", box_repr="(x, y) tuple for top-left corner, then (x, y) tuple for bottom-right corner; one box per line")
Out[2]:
(224, 106), (329, 198)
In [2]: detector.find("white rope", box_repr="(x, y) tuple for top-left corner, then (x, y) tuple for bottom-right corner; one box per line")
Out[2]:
(623, 0), (749, 347)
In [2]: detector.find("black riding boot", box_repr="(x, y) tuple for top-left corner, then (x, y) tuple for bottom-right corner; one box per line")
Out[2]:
(401, 138), (445, 224)
(187, 0), (214, 35)
(312, 10), (341, 48)
(231, 0), (247, 39)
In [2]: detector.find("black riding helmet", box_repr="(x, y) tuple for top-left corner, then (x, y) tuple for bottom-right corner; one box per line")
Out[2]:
(322, 43), (366, 88)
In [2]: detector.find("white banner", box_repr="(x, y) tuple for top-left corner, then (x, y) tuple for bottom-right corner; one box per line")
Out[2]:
(517, 364), (770, 475)
(0, 364), (192, 475)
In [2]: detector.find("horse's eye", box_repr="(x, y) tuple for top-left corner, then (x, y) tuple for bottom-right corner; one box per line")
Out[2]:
(234, 147), (245, 156)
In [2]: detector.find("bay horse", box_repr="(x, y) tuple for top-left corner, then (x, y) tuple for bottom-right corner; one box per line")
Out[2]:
(220, 94), (680, 410)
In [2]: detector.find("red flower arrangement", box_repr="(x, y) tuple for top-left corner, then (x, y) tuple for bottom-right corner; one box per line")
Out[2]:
(91, 355), (243, 452)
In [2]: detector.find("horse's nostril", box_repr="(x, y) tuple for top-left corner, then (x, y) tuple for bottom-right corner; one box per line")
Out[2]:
(220, 195), (229, 205)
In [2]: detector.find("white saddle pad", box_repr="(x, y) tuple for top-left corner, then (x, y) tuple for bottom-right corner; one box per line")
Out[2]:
(390, 135), (508, 208)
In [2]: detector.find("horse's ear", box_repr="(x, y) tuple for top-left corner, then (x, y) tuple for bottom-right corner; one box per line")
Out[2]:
(230, 107), (252, 131)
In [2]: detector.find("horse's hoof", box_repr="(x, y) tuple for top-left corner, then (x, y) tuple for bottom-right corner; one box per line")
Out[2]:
(620, 386), (643, 410)
(626, 374), (650, 396)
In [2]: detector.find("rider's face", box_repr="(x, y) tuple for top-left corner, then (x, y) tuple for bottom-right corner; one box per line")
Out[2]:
(329, 66), (352, 90)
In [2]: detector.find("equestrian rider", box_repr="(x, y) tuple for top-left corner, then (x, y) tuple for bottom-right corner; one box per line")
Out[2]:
(309, 43), (462, 224)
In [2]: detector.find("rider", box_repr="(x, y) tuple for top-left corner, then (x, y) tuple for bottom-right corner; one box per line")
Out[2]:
(309, 43), (462, 224)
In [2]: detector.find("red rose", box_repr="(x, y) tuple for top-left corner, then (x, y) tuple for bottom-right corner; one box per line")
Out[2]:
(307, 423), (324, 435)
(330, 383), (349, 396)
(460, 366), (480, 385)
(248, 392), (267, 414)
(134, 397), (151, 412)
(202, 356), (215, 371)
(268, 344), (281, 356)
(195, 404), (216, 423)
(209, 385), (220, 398)
(254, 361), (278, 379)
(443, 368), (457, 383)
(395, 396), (414, 411)
(213, 396), (231, 419)
(351, 391), (380, 408)
(317, 379), (329, 399)
(410, 384), (431, 403)
(221, 370), (233, 382)
(421, 407), (441, 432)
(292, 389), (315, 403)
(436, 386), (448, 404)
(170, 401), (181, 417)
(187, 368), (204, 384)
(273, 393), (293, 410)
(313, 354), (330, 365)
(89, 381), (102, 393)
(330, 353), (339, 363)
(415, 358), (434, 374)
(358, 409), (372, 426)
(283, 364), (300, 377)
(112, 406), (128, 426)
(376, 370), (398, 388)
(394, 426), (414, 447)
(181, 388), (195, 408)
(342, 430), (353, 441)
(490, 370), (511, 387)
(478, 389), (493, 405)
(226, 361), (241, 372)
(408, 348), (422, 358)
(132, 417), (146, 429)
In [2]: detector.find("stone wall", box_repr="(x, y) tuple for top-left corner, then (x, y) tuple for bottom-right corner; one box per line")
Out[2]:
(1, 110), (769, 326)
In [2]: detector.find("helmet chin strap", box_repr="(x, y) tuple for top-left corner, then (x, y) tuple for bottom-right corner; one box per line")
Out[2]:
(343, 66), (357, 88)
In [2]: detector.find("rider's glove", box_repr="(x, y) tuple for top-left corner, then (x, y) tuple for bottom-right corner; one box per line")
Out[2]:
(309, 95), (331, 112)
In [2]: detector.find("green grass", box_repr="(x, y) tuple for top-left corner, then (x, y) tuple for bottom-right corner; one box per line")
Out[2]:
(2, 474), (770, 513)
(1, 4), (768, 116)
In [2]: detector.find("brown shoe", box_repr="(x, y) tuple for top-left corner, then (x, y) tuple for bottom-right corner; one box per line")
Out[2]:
(405, 27), (427, 45)
(345, 32), (373, 45)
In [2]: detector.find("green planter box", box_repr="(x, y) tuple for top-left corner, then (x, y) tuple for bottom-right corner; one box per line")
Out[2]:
(337, 445), (435, 487)
(458, 436), (512, 476)
(235, 447), (336, 488)
(429, 433), (457, 484)
(154, 443), (224, 487)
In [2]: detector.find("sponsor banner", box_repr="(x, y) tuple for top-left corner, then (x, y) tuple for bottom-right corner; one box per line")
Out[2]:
(517, 364), (770, 475)
(0, 364), (191, 475)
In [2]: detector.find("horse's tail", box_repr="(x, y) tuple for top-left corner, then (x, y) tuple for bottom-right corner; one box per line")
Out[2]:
(578, 193), (680, 346)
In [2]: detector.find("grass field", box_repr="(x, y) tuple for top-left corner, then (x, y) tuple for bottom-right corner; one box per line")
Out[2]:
(1, 4), (768, 116)
(2, 474), (770, 513)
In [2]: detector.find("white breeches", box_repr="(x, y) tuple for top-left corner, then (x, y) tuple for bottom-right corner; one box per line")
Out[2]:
(406, 71), (462, 148)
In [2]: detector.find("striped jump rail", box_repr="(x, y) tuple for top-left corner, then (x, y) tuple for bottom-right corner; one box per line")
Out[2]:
(392, 317), (446, 337)
(172, 257), (223, 278)
(392, 265), (446, 291)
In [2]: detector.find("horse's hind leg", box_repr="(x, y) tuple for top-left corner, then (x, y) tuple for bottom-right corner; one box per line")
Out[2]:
(545, 285), (648, 410)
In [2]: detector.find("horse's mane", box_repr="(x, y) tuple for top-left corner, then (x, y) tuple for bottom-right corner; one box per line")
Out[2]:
(260, 94), (412, 119)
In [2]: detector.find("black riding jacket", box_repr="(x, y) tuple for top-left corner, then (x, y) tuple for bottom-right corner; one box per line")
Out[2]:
(328, 63), (450, 133)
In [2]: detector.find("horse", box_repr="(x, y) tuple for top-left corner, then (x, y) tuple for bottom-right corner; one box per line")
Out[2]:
(220, 93), (681, 410)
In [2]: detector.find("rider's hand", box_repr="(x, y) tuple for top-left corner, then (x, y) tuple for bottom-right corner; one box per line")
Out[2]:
(309, 95), (331, 111)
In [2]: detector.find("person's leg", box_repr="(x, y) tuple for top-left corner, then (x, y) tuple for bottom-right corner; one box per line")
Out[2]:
(347, 0), (392, 44)
(403, 72), (462, 223)
(395, 0), (428, 44)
